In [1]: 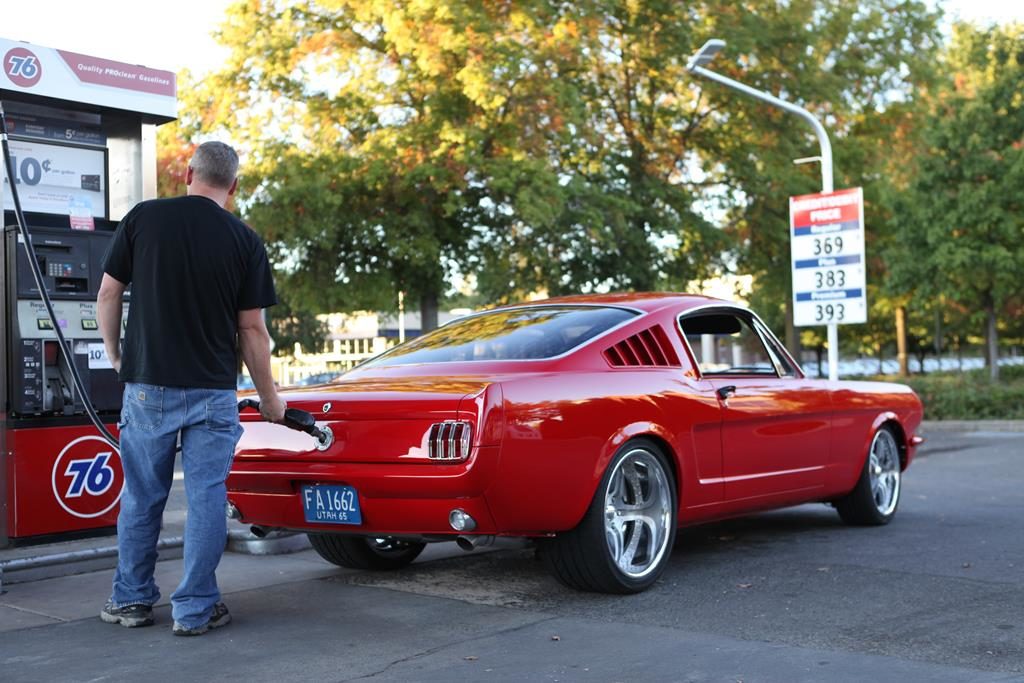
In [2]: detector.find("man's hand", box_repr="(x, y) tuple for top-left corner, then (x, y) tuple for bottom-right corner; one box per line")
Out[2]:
(110, 355), (122, 373)
(259, 392), (287, 424)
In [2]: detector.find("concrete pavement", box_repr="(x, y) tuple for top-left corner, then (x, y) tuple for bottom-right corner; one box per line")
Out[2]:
(2, 428), (1022, 682)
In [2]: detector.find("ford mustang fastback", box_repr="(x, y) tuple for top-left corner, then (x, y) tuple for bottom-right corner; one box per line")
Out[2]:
(227, 293), (923, 593)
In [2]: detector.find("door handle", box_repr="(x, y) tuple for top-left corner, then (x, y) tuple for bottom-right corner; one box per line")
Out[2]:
(716, 385), (737, 402)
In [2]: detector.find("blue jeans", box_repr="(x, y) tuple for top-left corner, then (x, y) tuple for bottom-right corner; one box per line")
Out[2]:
(110, 383), (242, 629)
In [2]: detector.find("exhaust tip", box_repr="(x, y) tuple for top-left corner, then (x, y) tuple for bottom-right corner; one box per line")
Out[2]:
(456, 534), (496, 551)
(249, 525), (269, 538)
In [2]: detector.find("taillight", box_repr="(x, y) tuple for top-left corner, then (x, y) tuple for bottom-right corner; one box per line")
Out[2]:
(427, 421), (472, 461)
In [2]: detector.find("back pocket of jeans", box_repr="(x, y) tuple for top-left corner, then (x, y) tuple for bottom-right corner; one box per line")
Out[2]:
(125, 384), (163, 431)
(206, 393), (240, 433)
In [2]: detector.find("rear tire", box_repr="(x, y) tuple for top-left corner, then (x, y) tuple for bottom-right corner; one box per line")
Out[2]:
(835, 426), (902, 526)
(308, 534), (426, 570)
(542, 438), (677, 594)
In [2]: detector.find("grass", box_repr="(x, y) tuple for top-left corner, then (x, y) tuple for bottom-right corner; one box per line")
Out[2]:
(870, 364), (1024, 421)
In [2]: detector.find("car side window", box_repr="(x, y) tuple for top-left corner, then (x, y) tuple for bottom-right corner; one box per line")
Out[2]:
(680, 312), (778, 376)
(752, 319), (798, 377)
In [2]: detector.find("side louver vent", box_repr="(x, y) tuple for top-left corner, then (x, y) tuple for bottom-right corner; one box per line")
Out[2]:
(427, 421), (472, 461)
(603, 325), (681, 368)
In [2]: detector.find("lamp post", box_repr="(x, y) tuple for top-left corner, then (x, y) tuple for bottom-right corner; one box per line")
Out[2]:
(686, 39), (840, 381)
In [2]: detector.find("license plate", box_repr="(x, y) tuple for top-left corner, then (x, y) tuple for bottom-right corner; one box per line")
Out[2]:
(301, 485), (362, 525)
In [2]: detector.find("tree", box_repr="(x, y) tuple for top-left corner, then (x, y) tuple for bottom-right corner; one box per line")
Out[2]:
(471, 1), (728, 302)
(888, 23), (1024, 380)
(182, 0), (579, 330)
(181, 0), (943, 345)
(156, 116), (195, 199)
(656, 1), (935, 357)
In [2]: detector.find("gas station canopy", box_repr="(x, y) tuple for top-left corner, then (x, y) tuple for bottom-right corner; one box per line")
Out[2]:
(1, 37), (176, 123)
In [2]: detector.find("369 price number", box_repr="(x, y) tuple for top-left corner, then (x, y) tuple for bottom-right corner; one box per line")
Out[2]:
(812, 235), (844, 256)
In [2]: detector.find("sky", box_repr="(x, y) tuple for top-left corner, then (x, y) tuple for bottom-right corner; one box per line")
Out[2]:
(2, 0), (236, 75)
(2, 0), (1023, 79)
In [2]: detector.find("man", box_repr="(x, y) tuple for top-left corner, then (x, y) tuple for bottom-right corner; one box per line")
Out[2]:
(96, 141), (286, 636)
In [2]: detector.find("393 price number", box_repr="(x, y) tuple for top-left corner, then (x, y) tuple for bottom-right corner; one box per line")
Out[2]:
(814, 269), (846, 288)
(815, 303), (846, 322)
(812, 236), (844, 255)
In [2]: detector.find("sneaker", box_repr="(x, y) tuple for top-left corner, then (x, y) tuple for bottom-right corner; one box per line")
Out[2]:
(172, 602), (231, 636)
(100, 601), (154, 628)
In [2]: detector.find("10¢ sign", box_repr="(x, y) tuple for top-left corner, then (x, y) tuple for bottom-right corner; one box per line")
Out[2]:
(51, 435), (124, 519)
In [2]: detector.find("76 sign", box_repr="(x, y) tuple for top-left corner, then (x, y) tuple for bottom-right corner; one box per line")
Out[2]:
(64, 452), (116, 498)
(51, 435), (124, 519)
(4, 47), (43, 88)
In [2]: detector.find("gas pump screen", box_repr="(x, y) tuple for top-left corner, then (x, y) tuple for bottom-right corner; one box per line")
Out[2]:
(2, 138), (107, 221)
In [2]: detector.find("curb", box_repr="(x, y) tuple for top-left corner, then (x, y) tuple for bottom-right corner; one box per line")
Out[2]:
(0, 530), (310, 591)
(0, 536), (184, 592)
(920, 420), (1024, 433)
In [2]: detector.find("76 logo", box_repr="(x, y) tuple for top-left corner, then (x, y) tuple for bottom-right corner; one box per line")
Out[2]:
(7, 54), (39, 79)
(64, 452), (116, 498)
(4, 47), (43, 87)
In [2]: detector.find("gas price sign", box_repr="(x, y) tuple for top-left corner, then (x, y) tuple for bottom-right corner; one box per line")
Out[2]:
(790, 187), (867, 327)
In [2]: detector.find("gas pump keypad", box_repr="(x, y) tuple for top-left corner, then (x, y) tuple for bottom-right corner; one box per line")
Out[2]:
(47, 261), (76, 277)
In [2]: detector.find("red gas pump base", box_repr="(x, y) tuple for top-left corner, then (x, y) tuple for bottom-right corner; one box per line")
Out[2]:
(5, 422), (123, 544)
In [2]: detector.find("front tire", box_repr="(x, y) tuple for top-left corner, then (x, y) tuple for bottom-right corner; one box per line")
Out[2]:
(542, 438), (677, 594)
(308, 534), (426, 570)
(835, 426), (902, 525)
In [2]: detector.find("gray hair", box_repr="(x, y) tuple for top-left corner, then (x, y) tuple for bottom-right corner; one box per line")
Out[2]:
(190, 141), (239, 189)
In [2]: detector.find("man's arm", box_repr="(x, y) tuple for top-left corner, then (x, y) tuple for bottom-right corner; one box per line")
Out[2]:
(238, 308), (286, 423)
(97, 274), (127, 372)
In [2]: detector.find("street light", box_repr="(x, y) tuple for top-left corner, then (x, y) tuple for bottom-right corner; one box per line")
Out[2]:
(686, 39), (840, 381)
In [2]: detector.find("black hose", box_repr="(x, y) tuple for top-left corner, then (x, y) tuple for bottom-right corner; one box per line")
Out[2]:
(0, 101), (120, 449)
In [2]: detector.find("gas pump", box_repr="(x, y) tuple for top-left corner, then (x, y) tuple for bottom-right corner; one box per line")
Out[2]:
(1, 38), (176, 546)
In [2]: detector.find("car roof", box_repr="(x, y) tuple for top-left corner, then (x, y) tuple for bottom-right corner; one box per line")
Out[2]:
(507, 292), (736, 315)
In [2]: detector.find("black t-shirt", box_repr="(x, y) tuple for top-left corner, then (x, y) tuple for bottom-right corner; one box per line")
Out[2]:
(102, 195), (277, 389)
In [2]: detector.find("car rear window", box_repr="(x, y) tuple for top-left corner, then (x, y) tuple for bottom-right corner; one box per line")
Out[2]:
(365, 306), (638, 365)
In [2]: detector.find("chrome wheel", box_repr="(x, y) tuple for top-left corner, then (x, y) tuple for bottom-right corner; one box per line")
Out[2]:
(868, 429), (901, 517)
(603, 447), (673, 579)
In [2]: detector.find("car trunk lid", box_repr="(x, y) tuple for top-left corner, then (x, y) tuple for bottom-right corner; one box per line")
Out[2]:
(235, 376), (496, 464)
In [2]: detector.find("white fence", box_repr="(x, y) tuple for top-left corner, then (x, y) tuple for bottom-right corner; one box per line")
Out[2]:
(271, 337), (396, 387)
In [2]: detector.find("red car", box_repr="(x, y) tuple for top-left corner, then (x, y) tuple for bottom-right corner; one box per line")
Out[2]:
(227, 293), (923, 593)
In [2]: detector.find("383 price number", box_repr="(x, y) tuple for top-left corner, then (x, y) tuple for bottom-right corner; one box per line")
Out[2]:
(814, 269), (846, 288)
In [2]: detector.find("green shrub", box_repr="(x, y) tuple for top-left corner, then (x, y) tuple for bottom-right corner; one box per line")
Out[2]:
(897, 372), (1024, 420)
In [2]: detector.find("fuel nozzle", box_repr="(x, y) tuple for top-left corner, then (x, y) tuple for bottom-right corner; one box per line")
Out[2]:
(238, 399), (334, 451)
